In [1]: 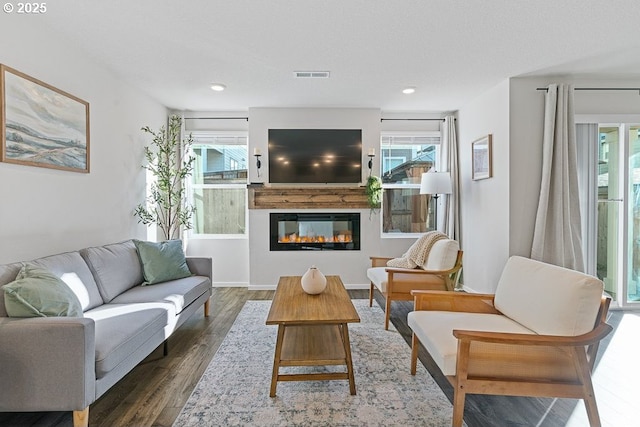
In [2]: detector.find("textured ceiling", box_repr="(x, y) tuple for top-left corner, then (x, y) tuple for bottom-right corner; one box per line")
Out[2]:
(35, 0), (640, 112)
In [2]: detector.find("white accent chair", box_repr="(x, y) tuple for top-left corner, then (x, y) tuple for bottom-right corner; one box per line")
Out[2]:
(408, 256), (612, 427)
(367, 238), (462, 329)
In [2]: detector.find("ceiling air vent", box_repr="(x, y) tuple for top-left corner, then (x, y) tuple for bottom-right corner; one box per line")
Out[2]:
(294, 71), (330, 79)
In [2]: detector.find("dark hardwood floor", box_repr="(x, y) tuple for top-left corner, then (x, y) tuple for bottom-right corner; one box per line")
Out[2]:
(0, 287), (631, 427)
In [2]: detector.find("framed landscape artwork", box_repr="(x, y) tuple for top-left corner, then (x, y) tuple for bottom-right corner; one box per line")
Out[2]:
(472, 134), (492, 180)
(0, 64), (90, 173)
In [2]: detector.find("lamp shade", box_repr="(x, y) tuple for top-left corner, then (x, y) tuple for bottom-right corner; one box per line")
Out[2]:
(420, 171), (452, 195)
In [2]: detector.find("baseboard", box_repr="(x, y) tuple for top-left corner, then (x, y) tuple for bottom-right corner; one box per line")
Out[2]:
(212, 282), (249, 288)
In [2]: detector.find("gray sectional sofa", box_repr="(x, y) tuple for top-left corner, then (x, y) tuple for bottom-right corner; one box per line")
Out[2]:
(0, 239), (212, 427)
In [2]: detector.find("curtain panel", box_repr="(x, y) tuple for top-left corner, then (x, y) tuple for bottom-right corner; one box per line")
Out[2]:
(441, 115), (460, 243)
(531, 84), (585, 271)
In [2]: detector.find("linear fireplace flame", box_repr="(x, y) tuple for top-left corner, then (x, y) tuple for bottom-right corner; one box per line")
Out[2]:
(278, 233), (353, 244)
(270, 213), (360, 251)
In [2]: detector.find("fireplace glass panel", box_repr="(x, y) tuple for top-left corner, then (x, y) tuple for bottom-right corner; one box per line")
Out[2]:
(270, 213), (360, 251)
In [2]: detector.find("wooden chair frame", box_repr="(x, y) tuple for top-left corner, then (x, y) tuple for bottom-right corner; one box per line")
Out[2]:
(369, 251), (463, 329)
(409, 290), (613, 427)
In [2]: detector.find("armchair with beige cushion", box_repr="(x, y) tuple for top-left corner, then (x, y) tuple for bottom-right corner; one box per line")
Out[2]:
(367, 234), (463, 329)
(408, 256), (612, 427)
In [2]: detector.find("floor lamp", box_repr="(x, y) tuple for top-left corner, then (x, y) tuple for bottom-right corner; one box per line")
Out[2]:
(420, 171), (452, 231)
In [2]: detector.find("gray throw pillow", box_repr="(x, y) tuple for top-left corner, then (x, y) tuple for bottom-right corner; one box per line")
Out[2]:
(2, 264), (83, 317)
(133, 239), (192, 285)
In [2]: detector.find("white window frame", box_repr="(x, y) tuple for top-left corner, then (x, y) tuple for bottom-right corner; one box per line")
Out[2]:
(380, 131), (442, 239)
(188, 131), (249, 240)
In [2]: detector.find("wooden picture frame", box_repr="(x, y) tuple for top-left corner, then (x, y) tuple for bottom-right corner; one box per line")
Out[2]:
(0, 64), (90, 173)
(472, 134), (492, 180)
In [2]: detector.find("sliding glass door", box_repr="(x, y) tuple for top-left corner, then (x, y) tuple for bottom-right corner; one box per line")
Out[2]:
(626, 125), (640, 302)
(590, 122), (640, 307)
(597, 126), (621, 301)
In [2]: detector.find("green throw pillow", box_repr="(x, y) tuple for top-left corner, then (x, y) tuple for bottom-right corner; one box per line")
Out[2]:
(2, 265), (83, 318)
(134, 239), (192, 285)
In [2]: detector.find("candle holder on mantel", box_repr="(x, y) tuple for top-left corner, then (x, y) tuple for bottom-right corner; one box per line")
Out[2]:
(367, 148), (375, 177)
(253, 148), (262, 178)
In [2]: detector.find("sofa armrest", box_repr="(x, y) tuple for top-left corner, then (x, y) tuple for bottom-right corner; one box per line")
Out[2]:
(0, 316), (96, 411)
(186, 257), (212, 282)
(411, 290), (499, 313)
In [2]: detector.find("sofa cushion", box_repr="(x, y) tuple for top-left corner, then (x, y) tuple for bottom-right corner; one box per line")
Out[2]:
(109, 275), (210, 314)
(84, 303), (170, 378)
(408, 310), (534, 376)
(80, 240), (144, 303)
(2, 265), (83, 318)
(422, 239), (459, 270)
(367, 266), (445, 293)
(27, 251), (103, 311)
(494, 256), (604, 336)
(133, 240), (192, 285)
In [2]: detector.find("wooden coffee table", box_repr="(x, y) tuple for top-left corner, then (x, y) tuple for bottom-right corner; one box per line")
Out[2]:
(266, 275), (360, 397)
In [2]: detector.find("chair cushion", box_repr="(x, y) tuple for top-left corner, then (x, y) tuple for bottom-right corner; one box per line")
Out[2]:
(109, 275), (210, 314)
(494, 256), (604, 336)
(408, 310), (534, 375)
(423, 239), (459, 270)
(367, 267), (445, 293)
(388, 232), (449, 269)
(80, 240), (144, 303)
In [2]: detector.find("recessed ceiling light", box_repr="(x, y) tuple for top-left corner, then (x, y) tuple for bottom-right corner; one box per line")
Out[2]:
(210, 83), (226, 91)
(402, 87), (416, 94)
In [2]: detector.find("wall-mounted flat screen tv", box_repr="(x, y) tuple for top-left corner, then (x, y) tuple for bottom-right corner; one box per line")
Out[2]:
(268, 129), (362, 184)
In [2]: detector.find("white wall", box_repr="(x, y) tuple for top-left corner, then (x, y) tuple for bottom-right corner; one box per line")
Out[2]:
(247, 107), (415, 288)
(457, 80), (511, 293)
(0, 18), (167, 264)
(508, 77), (550, 260)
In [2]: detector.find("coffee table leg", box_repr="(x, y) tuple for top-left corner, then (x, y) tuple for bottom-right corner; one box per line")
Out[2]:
(270, 324), (285, 397)
(341, 323), (357, 395)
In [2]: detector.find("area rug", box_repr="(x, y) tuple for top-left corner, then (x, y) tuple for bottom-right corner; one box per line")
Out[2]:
(173, 299), (462, 427)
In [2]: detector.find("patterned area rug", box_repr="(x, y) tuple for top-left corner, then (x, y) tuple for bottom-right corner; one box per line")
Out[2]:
(173, 299), (462, 427)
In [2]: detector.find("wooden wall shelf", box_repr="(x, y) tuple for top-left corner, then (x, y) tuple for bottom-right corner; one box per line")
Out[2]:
(248, 186), (370, 209)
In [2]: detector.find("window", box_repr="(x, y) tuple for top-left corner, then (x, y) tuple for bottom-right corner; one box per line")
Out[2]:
(189, 133), (248, 237)
(380, 133), (440, 235)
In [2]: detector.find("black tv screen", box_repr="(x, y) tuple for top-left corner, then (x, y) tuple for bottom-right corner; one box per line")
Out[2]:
(268, 129), (362, 184)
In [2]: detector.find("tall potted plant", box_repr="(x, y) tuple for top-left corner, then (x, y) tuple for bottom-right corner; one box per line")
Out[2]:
(134, 115), (195, 240)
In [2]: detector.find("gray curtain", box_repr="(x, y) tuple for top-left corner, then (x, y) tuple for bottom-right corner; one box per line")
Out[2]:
(442, 115), (461, 243)
(531, 84), (585, 271)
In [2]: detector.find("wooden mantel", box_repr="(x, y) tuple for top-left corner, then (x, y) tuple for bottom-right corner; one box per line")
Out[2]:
(248, 186), (370, 209)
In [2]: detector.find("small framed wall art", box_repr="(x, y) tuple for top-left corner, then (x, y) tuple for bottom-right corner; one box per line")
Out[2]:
(0, 64), (90, 173)
(472, 134), (492, 180)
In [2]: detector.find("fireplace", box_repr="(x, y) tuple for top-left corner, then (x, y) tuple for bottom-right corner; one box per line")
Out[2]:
(270, 213), (361, 251)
